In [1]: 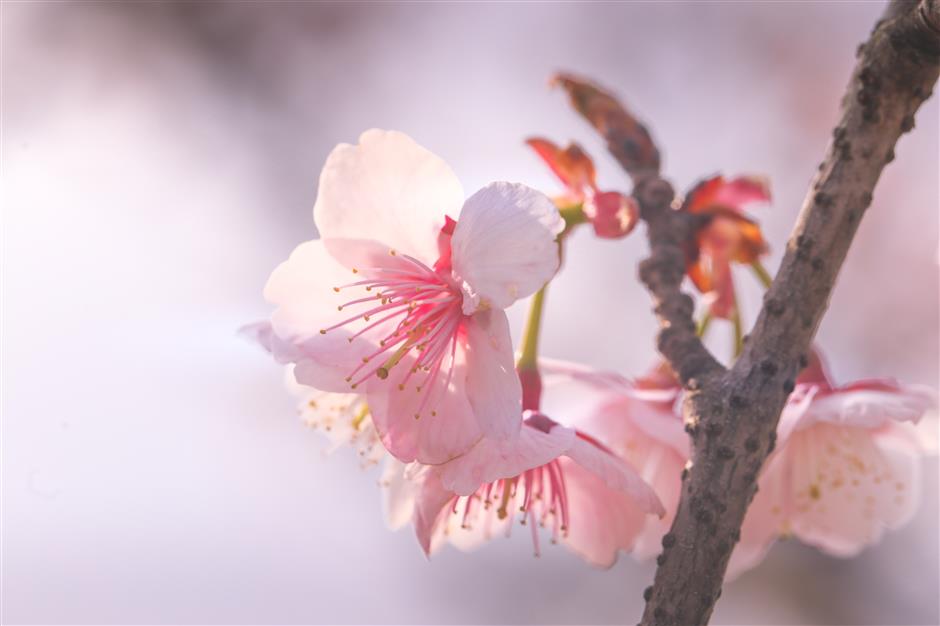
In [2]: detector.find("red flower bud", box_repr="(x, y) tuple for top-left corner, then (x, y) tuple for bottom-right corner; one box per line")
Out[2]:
(584, 191), (639, 239)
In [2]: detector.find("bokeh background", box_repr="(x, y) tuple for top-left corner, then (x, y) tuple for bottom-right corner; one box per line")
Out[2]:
(3, 2), (938, 624)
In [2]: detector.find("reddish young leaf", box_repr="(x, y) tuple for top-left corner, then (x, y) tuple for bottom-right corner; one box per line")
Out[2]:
(525, 137), (598, 198)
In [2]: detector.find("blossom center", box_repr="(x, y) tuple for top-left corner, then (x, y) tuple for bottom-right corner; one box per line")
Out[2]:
(320, 250), (464, 419)
(446, 460), (570, 555)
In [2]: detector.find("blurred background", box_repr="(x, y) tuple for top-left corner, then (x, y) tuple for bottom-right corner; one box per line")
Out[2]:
(2, 2), (937, 624)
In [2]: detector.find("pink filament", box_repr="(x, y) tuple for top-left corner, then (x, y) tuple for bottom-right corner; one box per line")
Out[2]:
(444, 459), (570, 552)
(324, 253), (463, 417)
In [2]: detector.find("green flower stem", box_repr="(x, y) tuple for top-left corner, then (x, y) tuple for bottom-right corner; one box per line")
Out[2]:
(750, 260), (774, 290)
(517, 284), (547, 372)
(558, 203), (588, 236)
(731, 301), (744, 359)
(696, 310), (713, 338)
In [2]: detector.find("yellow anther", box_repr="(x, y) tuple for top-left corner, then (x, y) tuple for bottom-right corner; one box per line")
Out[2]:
(351, 268), (358, 274)
(363, 315), (370, 321)
(389, 249), (397, 256)
(362, 356), (370, 364)
(319, 329), (327, 335)
(333, 287), (340, 293)
(376, 367), (389, 380)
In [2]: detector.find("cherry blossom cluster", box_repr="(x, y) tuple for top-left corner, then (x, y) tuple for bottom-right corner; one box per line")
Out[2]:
(245, 129), (936, 574)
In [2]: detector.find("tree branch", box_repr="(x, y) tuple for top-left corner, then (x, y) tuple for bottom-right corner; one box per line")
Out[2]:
(551, 75), (726, 389)
(556, 1), (939, 624)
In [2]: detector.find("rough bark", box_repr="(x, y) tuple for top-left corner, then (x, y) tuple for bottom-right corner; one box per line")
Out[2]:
(556, 2), (939, 624)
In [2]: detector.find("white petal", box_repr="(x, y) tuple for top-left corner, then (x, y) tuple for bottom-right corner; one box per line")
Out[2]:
(381, 458), (418, 531)
(314, 130), (464, 265)
(451, 182), (563, 313)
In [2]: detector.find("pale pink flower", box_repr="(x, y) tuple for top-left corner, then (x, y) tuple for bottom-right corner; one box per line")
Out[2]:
(540, 359), (687, 560)
(730, 351), (937, 575)
(256, 130), (564, 467)
(280, 355), (665, 567)
(540, 354), (936, 579)
(405, 408), (665, 568)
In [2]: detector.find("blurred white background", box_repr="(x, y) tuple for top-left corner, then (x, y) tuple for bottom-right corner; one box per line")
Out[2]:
(2, 2), (937, 624)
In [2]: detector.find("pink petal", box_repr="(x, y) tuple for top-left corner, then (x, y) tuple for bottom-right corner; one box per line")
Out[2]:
(263, 240), (380, 391)
(711, 175), (772, 209)
(238, 320), (304, 364)
(434, 419), (576, 496)
(366, 353), (483, 465)
(565, 436), (665, 517)
(727, 451), (789, 579)
(539, 356), (635, 395)
(321, 237), (429, 275)
(412, 471), (455, 556)
(450, 182), (563, 313)
(630, 444), (686, 561)
(784, 422), (922, 557)
(313, 130), (464, 266)
(463, 309), (523, 443)
(789, 382), (935, 434)
(557, 456), (649, 568)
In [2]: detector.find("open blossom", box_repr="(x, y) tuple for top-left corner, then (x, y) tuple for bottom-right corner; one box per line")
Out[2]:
(526, 137), (638, 239)
(281, 362), (665, 567)
(256, 130), (564, 467)
(680, 174), (771, 318)
(540, 359), (687, 560)
(406, 411), (665, 567)
(730, 350), (937, 574)
(542, 354), (937, 579)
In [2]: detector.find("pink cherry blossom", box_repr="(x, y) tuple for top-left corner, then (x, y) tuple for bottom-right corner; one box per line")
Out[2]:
(540, 359), (688, 560)
(256, 130), (564, 467)
(729, 350), (937, 574)
(405, 409), (665, 568)
(540, 354), (936, 580)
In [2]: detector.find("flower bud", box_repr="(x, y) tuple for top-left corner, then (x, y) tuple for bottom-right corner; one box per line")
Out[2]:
(584, 191), (639, 239)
